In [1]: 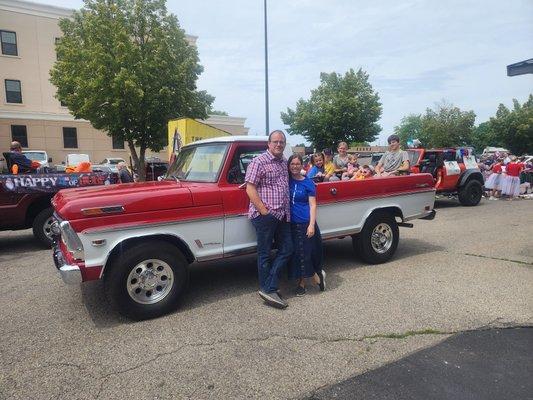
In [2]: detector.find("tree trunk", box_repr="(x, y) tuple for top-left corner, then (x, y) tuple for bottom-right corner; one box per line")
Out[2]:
(138, 142), (147, 182)
(127, 140), (142, 181)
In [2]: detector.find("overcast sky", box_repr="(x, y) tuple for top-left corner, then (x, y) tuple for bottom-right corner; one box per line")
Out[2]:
(40, 0), (533, 145)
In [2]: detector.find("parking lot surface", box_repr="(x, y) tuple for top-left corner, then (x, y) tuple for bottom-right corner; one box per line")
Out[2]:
(0, 198), (532, 399)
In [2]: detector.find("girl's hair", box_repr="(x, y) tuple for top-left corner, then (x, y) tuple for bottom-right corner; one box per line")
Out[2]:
(287, 154), (303, 174)
(337, 141), (348, 149)
(310, 152), (324, 166)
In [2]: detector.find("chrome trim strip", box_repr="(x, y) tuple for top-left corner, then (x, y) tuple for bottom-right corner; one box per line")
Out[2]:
(322, 227), (361, 240)
(224, 213), (248, 219)
(317, 188), (435, 205)
(223, 246), (257, 259)
(83, 215), (224, 234)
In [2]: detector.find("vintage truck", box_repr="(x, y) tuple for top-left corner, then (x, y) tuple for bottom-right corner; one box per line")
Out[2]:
(51, 136), (436, 320)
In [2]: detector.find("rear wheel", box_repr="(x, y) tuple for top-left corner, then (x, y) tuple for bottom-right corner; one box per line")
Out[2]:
(352, 211), (399, 264)
(32, 207), (54, 248)
(458, 180), (483, 206)
(104, 241), (189, 320)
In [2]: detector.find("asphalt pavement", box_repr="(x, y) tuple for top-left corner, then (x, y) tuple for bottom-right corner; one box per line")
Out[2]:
(0, 198), (532, 399)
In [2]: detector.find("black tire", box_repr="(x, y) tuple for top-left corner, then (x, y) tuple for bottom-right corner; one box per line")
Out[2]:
(458, 179), (483, 206)
(104, 241), (189, 320)
(32, 207), (54, 248)
(352, 211), (399, 264)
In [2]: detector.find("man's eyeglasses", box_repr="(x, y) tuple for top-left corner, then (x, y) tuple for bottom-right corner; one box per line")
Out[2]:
(270, 141), (286, 145)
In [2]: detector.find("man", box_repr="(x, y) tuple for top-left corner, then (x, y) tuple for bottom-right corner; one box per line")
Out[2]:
(8, 141), (38, 173)
(245, 130), (293, 309)
(376, 134), (410, 176)
(117, 162), (134, 183)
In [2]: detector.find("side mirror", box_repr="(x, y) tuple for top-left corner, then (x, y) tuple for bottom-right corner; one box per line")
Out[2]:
(48, 157), (53, 162)
(61, 161), (65, 165)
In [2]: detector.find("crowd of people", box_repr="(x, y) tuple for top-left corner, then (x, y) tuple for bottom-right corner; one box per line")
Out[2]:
(480, 153), (532, 201)
(306, 135), (409, 182)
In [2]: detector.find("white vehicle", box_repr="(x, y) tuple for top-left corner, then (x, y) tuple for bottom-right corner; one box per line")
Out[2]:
(482, 147), (509, 157)
(99, 157), (125, 173)
(22, 150), (51, 168)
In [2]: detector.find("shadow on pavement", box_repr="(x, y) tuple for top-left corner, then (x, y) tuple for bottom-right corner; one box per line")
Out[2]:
(0, 230), (44, 255)
(307, 327), (533, 400)
(81, 236), (444, 326)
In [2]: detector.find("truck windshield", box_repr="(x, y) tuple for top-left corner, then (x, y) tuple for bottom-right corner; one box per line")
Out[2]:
(165, 143), (228, 182)
(22, 152), (46, 161)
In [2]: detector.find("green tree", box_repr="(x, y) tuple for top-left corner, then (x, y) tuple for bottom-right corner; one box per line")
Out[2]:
(420, 102), (476, 148)
(50, 0), (213, 180)
(280, 68), (382, 150)
(470, 121), (500, 153)
(488, 95), (533, 155)
(209, 110), (228, 116)
(393, 114), (423, 146)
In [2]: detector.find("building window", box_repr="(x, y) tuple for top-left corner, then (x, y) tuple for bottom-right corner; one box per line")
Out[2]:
(112, 136), (125, 149)
(63, 127), (78, 148)
(1, 30), (17, 56)
(5, 79), (22, 103)
(11, 125), (28, 147)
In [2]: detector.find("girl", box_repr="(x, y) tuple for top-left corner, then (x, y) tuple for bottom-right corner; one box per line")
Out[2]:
(485, 158), (503, 200)
(341, 154), (359, 180)
(307, 152), (326, 182)
(288, 154), (326, 296)
(333, 141), (350, 177)
(501, 155), (523, 201)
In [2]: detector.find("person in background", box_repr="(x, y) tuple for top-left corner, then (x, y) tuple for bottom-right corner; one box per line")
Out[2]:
(333, 141), (350, 178)
(245, 130), (293, 309)
(501, 155), (523, 201)
(118, 162), (134, 183)
(287, 154), (326, 296)
(342, 154), (359, 180)
(323, 148), (338, 181)
(485, 158), (503, 200)
(307, 152), (326, 182)
(375, 134), (410, 176)
(8, 141), (39, 173)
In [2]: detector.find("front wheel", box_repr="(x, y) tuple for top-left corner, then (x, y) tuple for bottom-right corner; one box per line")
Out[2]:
(458, 180), (483, 206)
(352, 212), (399, 264)
(104, 241), (189, 320)
(32, 207), (54, 248)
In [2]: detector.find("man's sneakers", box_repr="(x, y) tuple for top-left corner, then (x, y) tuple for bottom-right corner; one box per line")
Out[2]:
(318, 270), (326, 292)
(295, 285), (306, 296)
(258, 290), (288, 309)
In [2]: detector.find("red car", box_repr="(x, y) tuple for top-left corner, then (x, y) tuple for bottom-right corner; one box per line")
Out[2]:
(407, 148), (484, 206)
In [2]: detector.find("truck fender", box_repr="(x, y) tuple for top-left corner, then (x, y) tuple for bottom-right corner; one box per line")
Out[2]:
(101, 233), (195, 279)
(459, 170), (484, 187)
(360, 205), (404, 229)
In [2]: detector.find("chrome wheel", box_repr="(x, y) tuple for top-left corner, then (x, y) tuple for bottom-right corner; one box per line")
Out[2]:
(371, 223), (393, 254)
(126, 259), (174, 304)
(43, 216), (55, 240)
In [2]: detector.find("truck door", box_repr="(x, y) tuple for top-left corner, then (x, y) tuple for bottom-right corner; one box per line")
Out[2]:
(220, 144), (265, 257)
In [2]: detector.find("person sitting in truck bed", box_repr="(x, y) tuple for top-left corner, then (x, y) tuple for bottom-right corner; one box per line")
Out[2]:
(8, 141), (40, 173)
(375, 134), (410, 176)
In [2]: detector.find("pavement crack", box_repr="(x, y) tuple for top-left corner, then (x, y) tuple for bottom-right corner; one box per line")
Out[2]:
(461, 252), (533, 266)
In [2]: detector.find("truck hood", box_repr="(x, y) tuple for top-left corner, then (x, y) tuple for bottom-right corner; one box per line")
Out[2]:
(53, 181), (194, 220)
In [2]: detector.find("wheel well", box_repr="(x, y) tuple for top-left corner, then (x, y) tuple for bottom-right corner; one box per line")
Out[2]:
(25, 196), (53, 227)
(460, 172), (484, 187)
(369, 206), (404, 222)
(104, 234), (194, 277)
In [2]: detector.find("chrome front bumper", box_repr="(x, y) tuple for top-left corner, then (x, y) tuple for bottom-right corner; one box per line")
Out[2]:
(52, 241), (82, 284)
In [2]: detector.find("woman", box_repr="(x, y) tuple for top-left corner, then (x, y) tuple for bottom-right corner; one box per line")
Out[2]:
(501, 155), (523, 201)
(333, 141), (350, 179)
(287, 154), (326, 296)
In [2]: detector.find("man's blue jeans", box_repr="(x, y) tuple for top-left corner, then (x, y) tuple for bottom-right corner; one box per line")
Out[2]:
(251, 213), (293, 293)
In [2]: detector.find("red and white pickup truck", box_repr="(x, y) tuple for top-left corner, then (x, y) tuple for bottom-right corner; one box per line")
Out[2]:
(51, 136), (436, 319)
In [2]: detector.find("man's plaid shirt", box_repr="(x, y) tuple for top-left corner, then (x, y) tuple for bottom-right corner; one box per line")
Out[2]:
(245, 150), (290, 221)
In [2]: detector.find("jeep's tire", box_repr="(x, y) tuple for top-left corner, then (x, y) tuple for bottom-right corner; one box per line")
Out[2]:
(104, 241), (189, 320)
(352, 211), (399, 264)
(32, 207), (54, 248)
(458, 179), (483, 206)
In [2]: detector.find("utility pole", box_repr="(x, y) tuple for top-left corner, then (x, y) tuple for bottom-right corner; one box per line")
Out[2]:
(264, 0), (270, 135)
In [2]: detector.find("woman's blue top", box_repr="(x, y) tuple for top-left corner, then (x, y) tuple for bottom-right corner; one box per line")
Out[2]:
(289, 176), (316, 224)
(307, 165), (324, 179)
